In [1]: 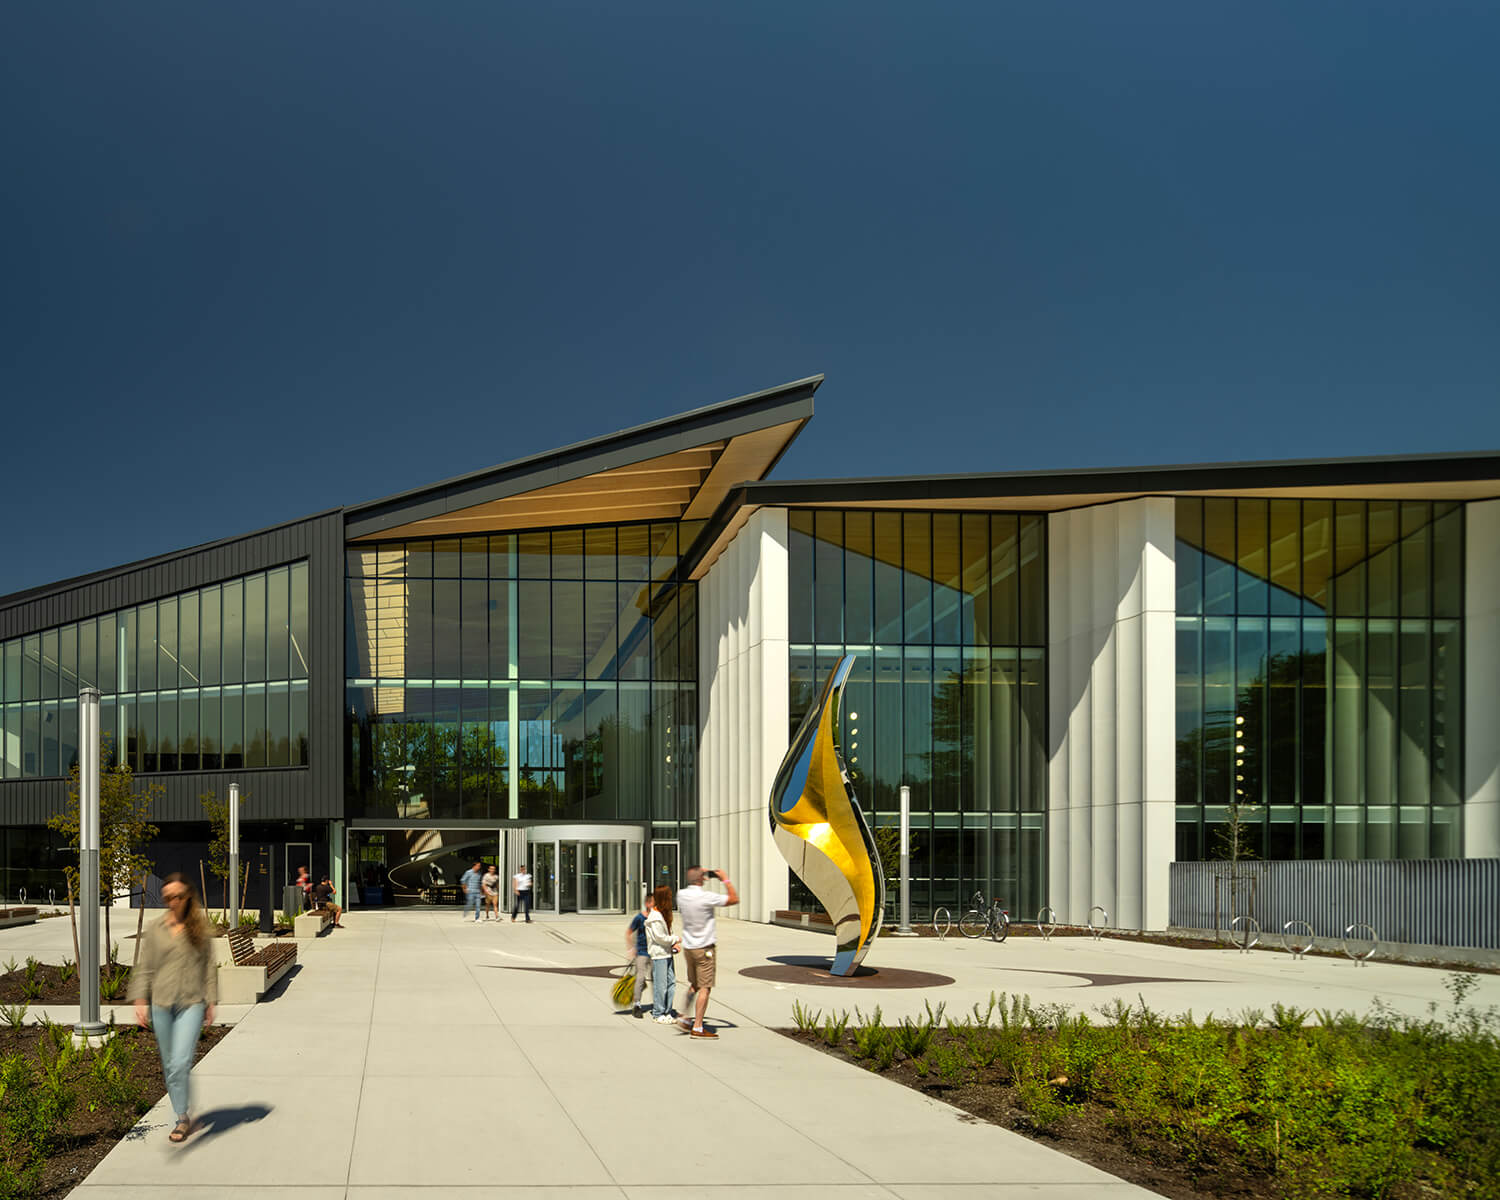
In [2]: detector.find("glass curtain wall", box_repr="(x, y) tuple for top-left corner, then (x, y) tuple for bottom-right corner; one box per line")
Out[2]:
(0, 564), (311, 779)
(788, 510), (1047, 921)
(1175, 498), (1463, 861)
(344, 523), (698, 839)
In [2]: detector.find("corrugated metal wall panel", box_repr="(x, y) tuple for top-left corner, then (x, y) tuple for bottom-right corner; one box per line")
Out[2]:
(1169, 859), (1500, 950)
(0, 511), (346, 827)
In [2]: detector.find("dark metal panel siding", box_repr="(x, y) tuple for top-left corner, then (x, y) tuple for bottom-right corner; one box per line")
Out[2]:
(0, 511), (347, 826)
(1, 511), (342, 637)
(0, 770), (338, 826)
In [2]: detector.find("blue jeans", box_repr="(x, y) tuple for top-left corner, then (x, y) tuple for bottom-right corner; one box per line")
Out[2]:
(650, 956), (676, 1017)
(465, 892), (482, 920)
(151, 1003), (205, 1120)
(511, 889), (532, 921)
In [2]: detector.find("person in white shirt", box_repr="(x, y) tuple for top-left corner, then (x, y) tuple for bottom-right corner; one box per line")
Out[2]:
(674, 866), (738, 1039)
(511, 865), (533, 923)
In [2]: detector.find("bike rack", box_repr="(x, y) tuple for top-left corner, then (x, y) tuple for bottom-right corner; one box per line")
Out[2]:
(932, 908), (951, 940)
(1087, 905), (1109, 940)
(1342, 922), (1378, 966)
(1228, 915), (1260, 952)
(17, 889), (25, 906)
(1281, 919), (1315, 960)
(1036, 906), (1058, 941)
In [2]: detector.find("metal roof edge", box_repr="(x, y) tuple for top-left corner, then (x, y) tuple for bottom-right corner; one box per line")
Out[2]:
(343, 375), (823, 525)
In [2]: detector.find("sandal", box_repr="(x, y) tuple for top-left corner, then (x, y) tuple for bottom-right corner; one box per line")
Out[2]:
(169, 1118), (192, 1143)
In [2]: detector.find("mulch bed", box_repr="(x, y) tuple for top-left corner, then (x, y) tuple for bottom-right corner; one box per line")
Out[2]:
(787, 1029), (1277, 1200)
(0, 963), (135, 1007)
(0, 1022), (229, 1199)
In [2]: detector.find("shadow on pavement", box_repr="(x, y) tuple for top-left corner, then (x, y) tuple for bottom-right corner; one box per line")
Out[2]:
(179, 1102), (275, 1151)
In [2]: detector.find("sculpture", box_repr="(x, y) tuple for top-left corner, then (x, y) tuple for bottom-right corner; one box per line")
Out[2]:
(769, 654), (885, 975)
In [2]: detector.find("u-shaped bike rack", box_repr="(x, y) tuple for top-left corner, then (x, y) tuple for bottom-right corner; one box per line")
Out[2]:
(1228, 915), (1261, 952)
(1087, 905), (1109, 940)
(932, 908), (952, 940)
(1343, 922), (1378, 966)
(1281, 920), (1315, 959)
(1036, 906), (1059, 941)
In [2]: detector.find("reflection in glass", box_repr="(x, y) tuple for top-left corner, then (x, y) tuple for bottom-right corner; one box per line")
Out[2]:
(788, 510), (1048, 918)
(1175, 497), (1464, 860)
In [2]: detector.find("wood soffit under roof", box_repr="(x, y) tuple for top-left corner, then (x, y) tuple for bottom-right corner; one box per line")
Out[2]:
(351, 418), (807, 542)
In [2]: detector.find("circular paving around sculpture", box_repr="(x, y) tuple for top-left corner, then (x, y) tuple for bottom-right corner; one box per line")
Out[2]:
(739, 955), (954, 989)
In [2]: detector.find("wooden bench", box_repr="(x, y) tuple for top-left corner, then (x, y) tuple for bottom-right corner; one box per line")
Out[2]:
(293, 905), (335, 939)
(0, 907), (38, 930)
(218, 929), (297, 1004)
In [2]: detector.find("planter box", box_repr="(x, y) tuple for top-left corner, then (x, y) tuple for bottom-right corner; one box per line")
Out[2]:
(294, 911), (332, 939)
(216, 963), (268, 1005)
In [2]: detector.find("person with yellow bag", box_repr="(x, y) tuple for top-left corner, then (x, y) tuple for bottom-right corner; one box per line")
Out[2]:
(620, 891), (654, 1016)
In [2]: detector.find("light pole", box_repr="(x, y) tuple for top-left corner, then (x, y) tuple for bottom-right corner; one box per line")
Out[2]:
(75, 688), (106, 1037)
(895, 784), (916, 936)
(227, 782), (240, 928)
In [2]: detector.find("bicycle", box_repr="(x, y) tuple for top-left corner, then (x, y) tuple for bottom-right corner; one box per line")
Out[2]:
(958, 891), (1009, 942)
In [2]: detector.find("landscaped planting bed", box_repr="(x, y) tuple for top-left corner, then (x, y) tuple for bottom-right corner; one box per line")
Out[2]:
(0, 1020), (229, 1199)
(781, 975), (1500, 1199)
(0, 958), (134, 1007)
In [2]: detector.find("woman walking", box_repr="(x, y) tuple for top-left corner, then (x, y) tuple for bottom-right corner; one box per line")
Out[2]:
(129, 873), (216, 1143)
(645, 884), (679, 1023)
(481, 862), (500, 920)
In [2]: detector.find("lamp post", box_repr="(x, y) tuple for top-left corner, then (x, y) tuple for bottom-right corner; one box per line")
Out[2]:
(227, 783), (240, 929)
(895, 784), (916, 936)
(75, 688), (106, 1037)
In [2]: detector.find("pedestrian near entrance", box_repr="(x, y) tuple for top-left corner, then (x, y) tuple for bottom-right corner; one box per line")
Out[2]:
(313, 874), (344, 927)
(511, 864), (533, 922)
(645, 884), (679, 1022)
(481, 864), (499, 920)
(675, 866), (737, 1039)
(129, 873), (216, 1144)
(626, 892), (653, 1017)
(461, 861), (484, 922)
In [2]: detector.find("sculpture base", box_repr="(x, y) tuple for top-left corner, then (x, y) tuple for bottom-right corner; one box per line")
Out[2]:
(739, 956), (954, 990)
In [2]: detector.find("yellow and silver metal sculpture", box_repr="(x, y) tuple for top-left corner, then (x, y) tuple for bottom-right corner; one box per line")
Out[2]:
(770, 655), (884, 974)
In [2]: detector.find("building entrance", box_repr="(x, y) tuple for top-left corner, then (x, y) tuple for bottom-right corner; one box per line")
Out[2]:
(345, 823), (643, 913)
(526, 824), (644, 914)
(535, 839), (626, 912)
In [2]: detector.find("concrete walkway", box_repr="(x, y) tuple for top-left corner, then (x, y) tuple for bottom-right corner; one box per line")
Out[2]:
(12, 908), (1494, 1200)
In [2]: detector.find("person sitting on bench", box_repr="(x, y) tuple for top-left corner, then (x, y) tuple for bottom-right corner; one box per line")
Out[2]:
(313, 875), (344, 927)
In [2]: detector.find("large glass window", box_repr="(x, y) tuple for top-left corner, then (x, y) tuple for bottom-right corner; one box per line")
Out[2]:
(1175, 498), (1463, 860)
(0, 563), (310, 778)
(788, 509), (1048, 920)
(345, 522), (697, 823)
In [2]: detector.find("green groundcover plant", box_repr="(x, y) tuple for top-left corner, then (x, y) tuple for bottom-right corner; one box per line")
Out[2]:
(0, 1023), (146, 1199)
(794, 973), (1499, 1199)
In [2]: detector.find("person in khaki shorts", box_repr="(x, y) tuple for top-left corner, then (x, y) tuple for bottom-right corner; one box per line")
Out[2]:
(675, 866), (738, 1039)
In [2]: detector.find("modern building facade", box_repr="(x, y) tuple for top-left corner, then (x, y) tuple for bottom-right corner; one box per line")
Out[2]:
(3, 377), (1497, 930)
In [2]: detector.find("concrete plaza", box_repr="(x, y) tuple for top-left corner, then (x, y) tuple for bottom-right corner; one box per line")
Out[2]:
(5, 908), (1496, 1200)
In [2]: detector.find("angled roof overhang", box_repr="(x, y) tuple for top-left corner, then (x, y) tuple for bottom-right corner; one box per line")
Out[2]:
(344, 376), (821, 542)
(682, 449), (1500, 579)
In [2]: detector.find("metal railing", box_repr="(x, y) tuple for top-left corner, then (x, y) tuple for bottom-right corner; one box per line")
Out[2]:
(1169, 859), (1500, 951)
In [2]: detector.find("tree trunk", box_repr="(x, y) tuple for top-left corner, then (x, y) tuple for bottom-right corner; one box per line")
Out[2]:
(132, 871), (147, 966)
(66, 875), (80, 967)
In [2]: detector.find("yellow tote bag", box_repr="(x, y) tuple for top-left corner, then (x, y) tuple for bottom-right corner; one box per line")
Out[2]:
(611, 958), (636, 1008)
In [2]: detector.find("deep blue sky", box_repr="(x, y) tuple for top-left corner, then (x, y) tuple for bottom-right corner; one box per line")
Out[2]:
(3, 2), (1497, 598)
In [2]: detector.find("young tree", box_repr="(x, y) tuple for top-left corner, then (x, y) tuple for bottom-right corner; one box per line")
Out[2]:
(49, 742), (161, 955)
(200, 787), (247, 917)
